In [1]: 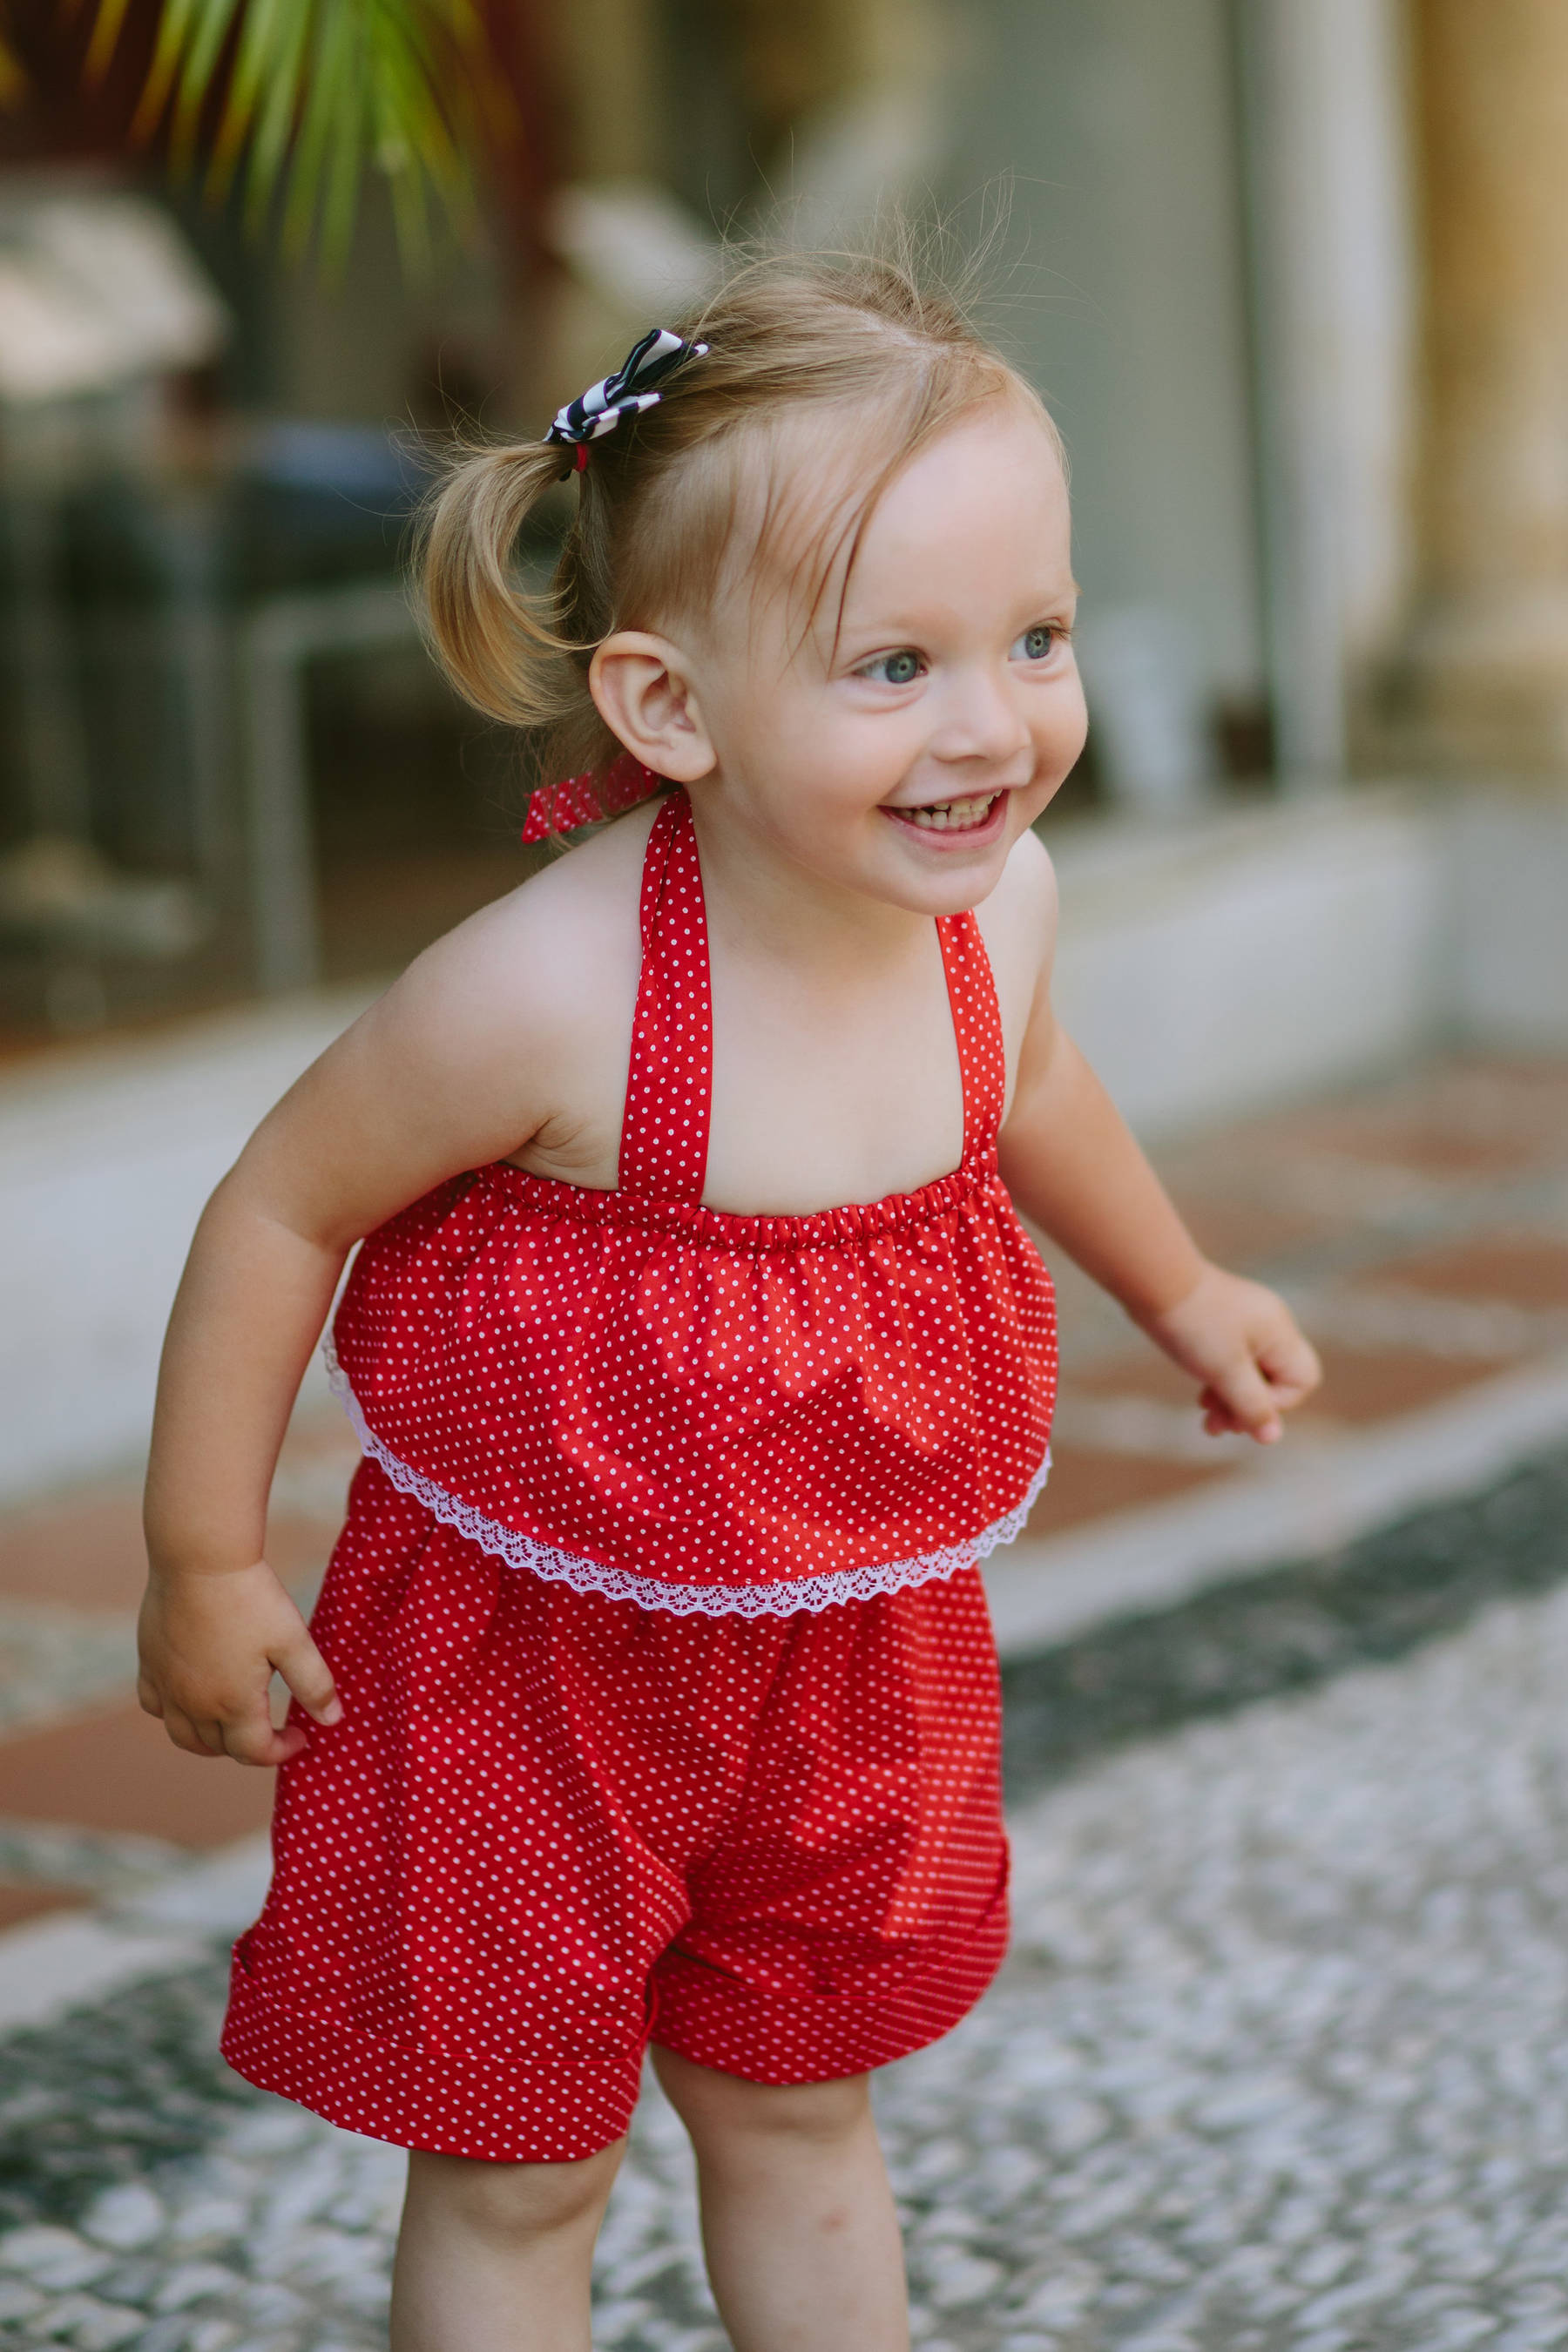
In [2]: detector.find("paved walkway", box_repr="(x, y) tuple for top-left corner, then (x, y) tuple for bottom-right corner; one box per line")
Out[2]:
(2, 1052), (1568, 2346)
(3, 1450), (1568, 2350)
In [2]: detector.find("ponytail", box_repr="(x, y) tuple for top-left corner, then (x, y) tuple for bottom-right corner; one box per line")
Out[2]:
(422, 442), (564, 727)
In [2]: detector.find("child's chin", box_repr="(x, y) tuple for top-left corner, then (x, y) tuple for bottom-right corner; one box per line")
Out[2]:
(870, 845), (1011, 917)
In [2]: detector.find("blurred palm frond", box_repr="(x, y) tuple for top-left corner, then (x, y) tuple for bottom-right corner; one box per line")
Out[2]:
(0, 17), (27, 107)
(80, 0), (490, 267)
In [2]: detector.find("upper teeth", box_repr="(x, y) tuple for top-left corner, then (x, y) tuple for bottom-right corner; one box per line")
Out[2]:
(902, 794), (997, 831)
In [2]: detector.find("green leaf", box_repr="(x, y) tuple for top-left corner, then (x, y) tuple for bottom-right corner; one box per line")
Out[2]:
(81, 0), (495, 271)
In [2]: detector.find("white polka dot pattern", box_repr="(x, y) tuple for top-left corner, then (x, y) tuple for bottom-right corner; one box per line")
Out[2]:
(618, 789), (712, 1198)
(222, 1459), (1010, 2162)
(328, 793), (1058, 1613)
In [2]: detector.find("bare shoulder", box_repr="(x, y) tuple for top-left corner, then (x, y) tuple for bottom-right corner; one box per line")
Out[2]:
(975, 827), (1059, 1038)
(984, 823), (1059, 936)
(276, 801), (657, 1198)
(362, 801), (657, 1071)
(228, 805), (660, 1237)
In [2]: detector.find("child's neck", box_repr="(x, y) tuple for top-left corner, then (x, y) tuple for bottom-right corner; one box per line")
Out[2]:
(688, 798), (935, 984)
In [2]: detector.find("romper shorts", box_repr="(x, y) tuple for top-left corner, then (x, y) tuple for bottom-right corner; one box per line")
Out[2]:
(222, 1459), (1010, 2162)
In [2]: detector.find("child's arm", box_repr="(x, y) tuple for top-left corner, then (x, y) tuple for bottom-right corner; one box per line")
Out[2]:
(995, 843), (1321, 1443)
(140, 883), (605, 1765)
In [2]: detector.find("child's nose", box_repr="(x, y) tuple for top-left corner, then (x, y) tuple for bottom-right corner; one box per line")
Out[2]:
(930, 670), (1032, 765)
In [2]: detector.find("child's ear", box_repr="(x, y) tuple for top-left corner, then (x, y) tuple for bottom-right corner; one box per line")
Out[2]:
(589, 632), (715, 784)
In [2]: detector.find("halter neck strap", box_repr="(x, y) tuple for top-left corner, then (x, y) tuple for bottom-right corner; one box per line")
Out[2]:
(618, 794), (713, 1198)
(618, 793), (1008, 1200)
(936, 909), (1007, 1162)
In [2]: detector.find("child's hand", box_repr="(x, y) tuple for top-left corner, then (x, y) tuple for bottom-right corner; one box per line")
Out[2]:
(1136, 1263), (1321, 1445)
(137, 1560), (342, 1767)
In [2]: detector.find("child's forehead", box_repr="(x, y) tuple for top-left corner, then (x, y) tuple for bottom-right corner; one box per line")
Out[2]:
(847, 405), (1070, 576)
(708, 391), (1067, 645)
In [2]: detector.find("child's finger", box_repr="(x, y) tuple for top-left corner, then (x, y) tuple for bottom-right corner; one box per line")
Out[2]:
(274, 1631), (343, 1727)
(1200, 1385), (1261, 1437)
(1201, 1362), (1284, 1443)
(160, 1703), (225, 1758)
(1258, 1327), (1323, 1407)
(220, 1712), (308, 1768)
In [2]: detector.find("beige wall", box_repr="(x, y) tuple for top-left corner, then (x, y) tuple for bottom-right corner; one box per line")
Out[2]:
(943, 0), (1266, 724)
(1401, 0), (1568, 777)
(1238, 0), (1418, 779)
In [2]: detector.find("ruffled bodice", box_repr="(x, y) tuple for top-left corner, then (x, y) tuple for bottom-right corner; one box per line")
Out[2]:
(328, 794), (1057, 1614)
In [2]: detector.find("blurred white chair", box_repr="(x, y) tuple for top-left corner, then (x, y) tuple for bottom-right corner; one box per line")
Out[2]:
(1074, 602), (1218, 819)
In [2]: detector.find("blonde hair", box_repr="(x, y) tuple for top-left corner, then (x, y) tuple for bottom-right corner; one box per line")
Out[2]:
(419, 245), (1057, 823)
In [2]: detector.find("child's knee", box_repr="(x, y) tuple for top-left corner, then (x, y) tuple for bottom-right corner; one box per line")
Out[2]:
(405, 2139), (625, 2244)
(653, 2046), (873, 2154)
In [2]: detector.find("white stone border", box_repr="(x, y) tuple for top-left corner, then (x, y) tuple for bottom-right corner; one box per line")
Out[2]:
(0, 1835), (271, 2037)
(985, 1347), (1568, 1657)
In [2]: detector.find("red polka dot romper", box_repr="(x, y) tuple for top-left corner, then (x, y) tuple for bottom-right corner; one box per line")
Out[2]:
(222, 791), (1058, 2162)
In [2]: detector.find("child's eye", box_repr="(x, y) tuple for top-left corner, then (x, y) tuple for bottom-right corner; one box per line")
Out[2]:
(860, 648), (925, 686)
(1012, 625), (1058, 663)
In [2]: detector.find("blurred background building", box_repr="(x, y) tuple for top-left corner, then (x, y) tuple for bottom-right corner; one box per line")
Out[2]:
(3, 0), (1568, 1493)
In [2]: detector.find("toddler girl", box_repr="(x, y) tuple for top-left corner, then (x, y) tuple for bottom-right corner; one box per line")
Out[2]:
(140, 252), (1320, 2351)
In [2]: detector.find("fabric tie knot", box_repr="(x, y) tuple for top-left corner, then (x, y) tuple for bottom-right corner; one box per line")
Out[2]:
(521, 753), (666, 844)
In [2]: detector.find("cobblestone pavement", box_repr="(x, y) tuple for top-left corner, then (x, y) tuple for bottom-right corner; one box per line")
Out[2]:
(3, 1453), (1568, 2350)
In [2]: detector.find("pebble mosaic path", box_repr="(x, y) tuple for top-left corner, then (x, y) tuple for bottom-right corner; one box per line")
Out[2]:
(3, 1449), (1568, 2351)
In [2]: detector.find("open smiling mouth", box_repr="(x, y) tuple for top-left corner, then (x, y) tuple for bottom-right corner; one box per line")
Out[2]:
(884, 790), (1005, 835)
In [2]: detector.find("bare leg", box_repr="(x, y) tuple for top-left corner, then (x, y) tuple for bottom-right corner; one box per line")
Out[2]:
(652, 2046), (909, 2352)
(390, 2139), (625, 2352)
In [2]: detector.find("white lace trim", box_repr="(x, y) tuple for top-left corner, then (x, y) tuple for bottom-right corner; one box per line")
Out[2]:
(322, 1338), (1050, 1619)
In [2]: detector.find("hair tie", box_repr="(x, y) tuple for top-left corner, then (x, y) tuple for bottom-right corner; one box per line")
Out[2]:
(544, 327), (710, 462)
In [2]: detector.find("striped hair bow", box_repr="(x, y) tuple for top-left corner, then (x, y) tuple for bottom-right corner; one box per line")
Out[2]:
(544, 327), (709, 455)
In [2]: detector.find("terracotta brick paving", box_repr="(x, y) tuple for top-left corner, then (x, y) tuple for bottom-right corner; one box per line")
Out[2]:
(1076, 1335), (1520, 1425)
(1372, 1233), (1568, 1309)
(0, 1704), (278, 1847)
(1, 1051), (1565, 1923)
(0, 1882), (85, 1930)
(1153, 1193), (1334, 1271)
(0, 1451), (357, 1612)
(1026, 1447), (1232, 1535)
(0, 1488), (147, 1612)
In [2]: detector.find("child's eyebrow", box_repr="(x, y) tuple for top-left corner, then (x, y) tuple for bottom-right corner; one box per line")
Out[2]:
(840, 580), (1082, 639)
